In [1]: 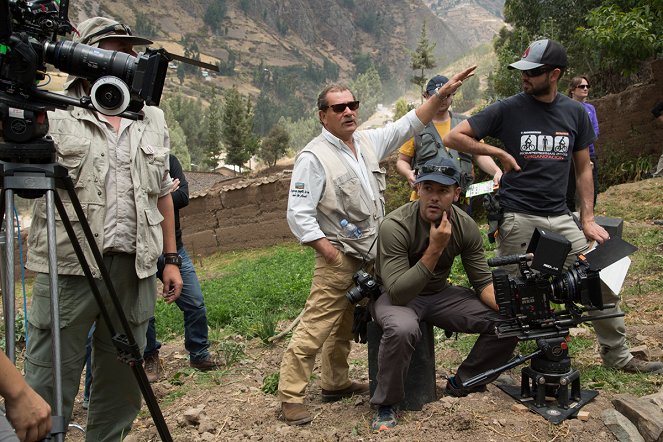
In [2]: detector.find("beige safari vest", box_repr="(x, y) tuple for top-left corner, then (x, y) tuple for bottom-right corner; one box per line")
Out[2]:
(302, 133), (386, 261)
(26, 103), (169, 279)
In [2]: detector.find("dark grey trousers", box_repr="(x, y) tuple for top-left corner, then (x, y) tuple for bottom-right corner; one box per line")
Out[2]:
(369, 285), (518, 406)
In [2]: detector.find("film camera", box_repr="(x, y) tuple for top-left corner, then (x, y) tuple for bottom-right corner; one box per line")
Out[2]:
(346, 269), (380, 304)
(462, 227), (637, 423)
(490, 228), (609, 339)
(1, 0), (170, 134)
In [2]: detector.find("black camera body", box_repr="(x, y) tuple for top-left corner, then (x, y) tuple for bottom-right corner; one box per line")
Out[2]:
(346, 270), (380, 304)
(488, 228), (630, 340)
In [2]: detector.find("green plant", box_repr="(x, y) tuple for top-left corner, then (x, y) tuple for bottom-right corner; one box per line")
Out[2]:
(261, 371), (280, 395)
(599, 145), (654, 191)
(218, 340), (245, 367)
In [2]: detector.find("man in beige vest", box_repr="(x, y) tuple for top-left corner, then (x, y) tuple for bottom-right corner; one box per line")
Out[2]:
(278, 66), (476, 425)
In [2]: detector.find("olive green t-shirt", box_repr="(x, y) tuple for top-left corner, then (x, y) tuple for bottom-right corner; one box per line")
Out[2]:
(375, 201), (492, 306)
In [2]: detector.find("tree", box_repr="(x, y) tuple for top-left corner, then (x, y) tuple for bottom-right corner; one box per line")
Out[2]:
(277, 112), (319, 153)
(409, 21), (437, 102)
(162, 94), (206, 170)
(350, 66), (382, 123)
(257, 125), (290, 168)
(160, 99), (190, 168)
(204, 0), (227, 34)
(221, 87), (257, 172)
(392, 98), (414, 121)
(204, 91), (223, 170)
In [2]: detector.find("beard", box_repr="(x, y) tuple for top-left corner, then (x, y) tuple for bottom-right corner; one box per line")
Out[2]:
(523, 77), (552, 97)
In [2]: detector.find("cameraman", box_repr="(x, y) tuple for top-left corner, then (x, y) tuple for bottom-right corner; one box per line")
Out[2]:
(369, 158), (518, 432)
(23, 17), (182, 441)
(445, 39), (662, 374)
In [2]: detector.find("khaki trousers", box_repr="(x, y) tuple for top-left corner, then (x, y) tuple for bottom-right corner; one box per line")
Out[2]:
(497, 212), (631, 368)
(24, 254), (156, 441)
(278, 252), (361, 403)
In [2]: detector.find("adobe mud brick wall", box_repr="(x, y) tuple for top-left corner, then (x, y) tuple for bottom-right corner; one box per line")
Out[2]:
(180, 172), (294, 258)
(592, 59), (663, 159)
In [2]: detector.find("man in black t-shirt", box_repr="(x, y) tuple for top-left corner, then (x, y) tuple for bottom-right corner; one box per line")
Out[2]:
(445, 39), (662, 374)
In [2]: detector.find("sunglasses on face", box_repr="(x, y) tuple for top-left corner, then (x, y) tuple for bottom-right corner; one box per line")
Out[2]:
(419, 165), (458, 177)
(522, 66), (553, 78)
(576, 84), (590, 90)
(322, 101), (360, 113)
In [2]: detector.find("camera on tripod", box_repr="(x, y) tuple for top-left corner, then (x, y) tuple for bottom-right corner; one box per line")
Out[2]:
(346, 269), (380, 304)
(1, 0), (169, 134)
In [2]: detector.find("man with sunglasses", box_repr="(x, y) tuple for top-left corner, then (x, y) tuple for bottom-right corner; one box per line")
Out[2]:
(280, 66), (477, 425)
(445, 39), (663, 374)
(369, 157), (518, 431)
(24, 17), (183, 441)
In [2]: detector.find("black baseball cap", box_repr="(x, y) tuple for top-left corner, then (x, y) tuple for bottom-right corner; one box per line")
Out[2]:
(425, 75), (449, 96)
(508, 39), (567, 70)
(415, 158), (462, 187)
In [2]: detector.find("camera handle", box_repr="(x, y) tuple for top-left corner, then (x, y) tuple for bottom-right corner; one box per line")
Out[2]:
(0, 155), (173, 441)
(461, 347), (544, 389)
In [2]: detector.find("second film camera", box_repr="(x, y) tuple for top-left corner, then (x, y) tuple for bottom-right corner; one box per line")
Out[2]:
(346, 269), (379, 304)
(489, 227), (636, 340)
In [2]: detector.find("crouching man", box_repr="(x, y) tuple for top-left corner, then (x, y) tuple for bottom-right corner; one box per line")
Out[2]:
(369, 158), (518, 431)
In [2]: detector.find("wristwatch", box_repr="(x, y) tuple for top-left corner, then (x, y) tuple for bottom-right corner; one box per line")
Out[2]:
(163, 253), (182, 268)
(433, 87), (446, 100)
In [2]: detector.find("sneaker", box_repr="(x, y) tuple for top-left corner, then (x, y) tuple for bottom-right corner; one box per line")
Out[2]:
(444, 376), (488, 398)
(371, 405), (397, 432)
(190, 355), (220, 371)
(144, 352), (162, 383)
(281, 402), (312, 426)
(320, 381), (369, 402)
(621, 358), (663, 374)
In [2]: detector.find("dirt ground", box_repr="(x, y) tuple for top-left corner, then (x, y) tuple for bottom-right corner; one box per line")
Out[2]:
(65, 312), (663, 441)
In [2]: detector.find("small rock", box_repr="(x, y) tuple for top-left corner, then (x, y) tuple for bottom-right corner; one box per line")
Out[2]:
(569, 327), (589, 337)
(630, 345), (651, 359)
(198, 417), (216, 434)
(183, 405), (206, 425)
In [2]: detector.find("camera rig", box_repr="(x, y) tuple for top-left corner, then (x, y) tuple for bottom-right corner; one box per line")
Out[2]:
(462, 228), (637, 423)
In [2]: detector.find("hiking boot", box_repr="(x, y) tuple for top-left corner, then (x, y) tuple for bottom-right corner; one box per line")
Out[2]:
(281, 402), (312, 426)
(190, 355), (220, 371)
(444, 376), (488, 398)
(144, 352), (162, 383)
(371, 405), (398, 432)
(321, 381), (369, 402)
(621, 358), (663, 374)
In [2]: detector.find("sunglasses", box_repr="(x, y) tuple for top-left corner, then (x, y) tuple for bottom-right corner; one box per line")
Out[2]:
(419, 165), (458, 177)
(576, 84), (590, 89)
(522, 66), (553, 78)
(322, 101), (360, 113)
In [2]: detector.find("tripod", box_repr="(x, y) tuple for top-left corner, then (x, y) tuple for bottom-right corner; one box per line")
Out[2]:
(462, 334), (598, 424)
(0, 137), (173, 440)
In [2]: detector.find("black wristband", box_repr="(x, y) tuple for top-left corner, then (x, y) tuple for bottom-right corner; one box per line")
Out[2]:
(163, 254), (182, 268)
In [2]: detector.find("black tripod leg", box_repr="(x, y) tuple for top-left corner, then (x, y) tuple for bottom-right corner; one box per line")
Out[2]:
(53, 174), (172, 441)
(1, 188), (16, 363)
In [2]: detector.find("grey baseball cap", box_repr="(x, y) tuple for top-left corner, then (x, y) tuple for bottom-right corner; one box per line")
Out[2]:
(508, 39), (567, 71)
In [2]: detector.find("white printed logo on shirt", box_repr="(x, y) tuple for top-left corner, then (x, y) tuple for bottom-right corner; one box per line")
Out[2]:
(519, 131), (569, 160)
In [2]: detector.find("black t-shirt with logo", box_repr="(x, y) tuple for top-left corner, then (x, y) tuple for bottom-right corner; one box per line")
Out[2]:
(468, 92), (596, 215)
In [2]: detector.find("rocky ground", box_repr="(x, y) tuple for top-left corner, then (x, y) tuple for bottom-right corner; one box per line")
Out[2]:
(65, 317), (663, 441)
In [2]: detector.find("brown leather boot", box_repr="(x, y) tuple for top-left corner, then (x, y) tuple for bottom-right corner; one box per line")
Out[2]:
(281, 402), (312, 426)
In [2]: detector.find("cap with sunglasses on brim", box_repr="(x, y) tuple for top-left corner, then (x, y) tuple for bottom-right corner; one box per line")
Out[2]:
(508, 39), (567, 71)
(75, 16), (153, 47)
(425, 75), (450, 96)
(415, 158), (462, 187)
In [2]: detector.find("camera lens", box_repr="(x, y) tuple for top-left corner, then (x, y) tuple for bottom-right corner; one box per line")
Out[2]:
(44, 41), (136, 86)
